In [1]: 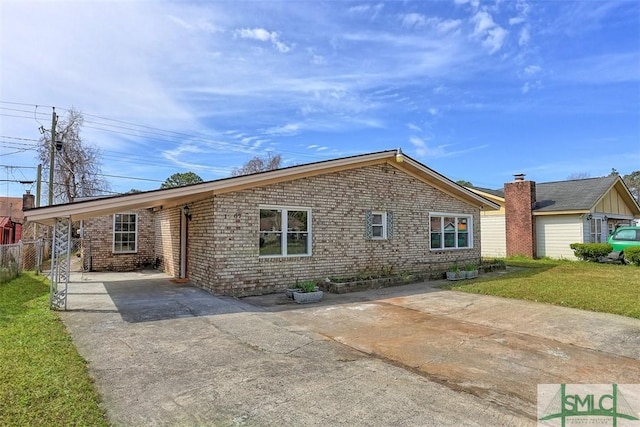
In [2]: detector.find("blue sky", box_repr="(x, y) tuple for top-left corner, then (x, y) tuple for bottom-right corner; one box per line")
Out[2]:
(1, 0), (639, 200)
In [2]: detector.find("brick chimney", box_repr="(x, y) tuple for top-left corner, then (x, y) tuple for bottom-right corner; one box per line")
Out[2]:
(505, 174), (536, 258)
(22, 190), (35, 211)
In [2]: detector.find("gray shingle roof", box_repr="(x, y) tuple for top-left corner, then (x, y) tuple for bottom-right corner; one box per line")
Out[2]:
(471, 175), (624, 212)
(533, 175), (618, 212)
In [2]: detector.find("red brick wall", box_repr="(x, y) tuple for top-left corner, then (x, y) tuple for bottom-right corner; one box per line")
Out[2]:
(187, 163), (481, 296)
(82, 209), (156, 271)
(505, 180), (536, 258)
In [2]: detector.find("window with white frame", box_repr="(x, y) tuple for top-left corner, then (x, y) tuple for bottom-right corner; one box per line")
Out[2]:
(429, 213), (472, 249)
(259, 207), (311, 257)
(590, 218), (603, 243)
(372, 212), (387, 239)
(113, 213), (138, 253)
(365, 211), (393, 240)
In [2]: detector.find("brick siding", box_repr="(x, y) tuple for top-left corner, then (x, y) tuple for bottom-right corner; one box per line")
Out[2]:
(154, 207), (181, 276)
(187, 163), (481, 296)
(82, 209), (155, 271)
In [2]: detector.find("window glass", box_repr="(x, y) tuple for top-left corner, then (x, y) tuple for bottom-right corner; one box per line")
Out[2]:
(371, 212), (386, 239)
(260, 208), (311, 256)
(457, 218), (469, 247)
(444, 217), (456, 248)
(430, 216), (441, 248)
(613, 229), (637, 241)
(430, 214), (472, 250)
(260, 209), (282, 256)
(287, 210), (309, 255)
(113, 213), (137, 253)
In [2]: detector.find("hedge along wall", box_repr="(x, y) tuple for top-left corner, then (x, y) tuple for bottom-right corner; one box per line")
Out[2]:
(186, 163), (481, 296)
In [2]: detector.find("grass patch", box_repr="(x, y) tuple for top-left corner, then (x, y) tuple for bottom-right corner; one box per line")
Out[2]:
(0, 272), (108, 426)
(444, 258), (640, 319)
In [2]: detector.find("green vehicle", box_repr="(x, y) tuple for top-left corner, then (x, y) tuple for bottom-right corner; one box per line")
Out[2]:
(607, 226), (640, 263)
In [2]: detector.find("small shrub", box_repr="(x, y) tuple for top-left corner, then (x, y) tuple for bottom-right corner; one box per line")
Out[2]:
(569, 243), (612, 261)
(464, 263), (477, 271)
(448, 264), (460, 273)
(624, 246), (640, 266)
(295, 280), (318, 292)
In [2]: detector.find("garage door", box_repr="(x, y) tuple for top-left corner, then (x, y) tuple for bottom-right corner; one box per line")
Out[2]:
(536, 215), (583, 260)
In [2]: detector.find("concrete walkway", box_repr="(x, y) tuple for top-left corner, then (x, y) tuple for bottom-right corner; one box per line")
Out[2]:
(59, 270), (640, 426)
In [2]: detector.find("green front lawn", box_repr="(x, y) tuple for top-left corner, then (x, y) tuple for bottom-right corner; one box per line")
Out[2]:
(0, 272), (107, 426)
(445, 258), (640, 319)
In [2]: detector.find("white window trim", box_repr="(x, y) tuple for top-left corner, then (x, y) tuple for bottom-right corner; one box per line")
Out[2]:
(113, 213), (138, 254)
(371, 211), (388, 240)
(589, 217), (603, 243)
(429, 212), (473, 250)
(259, 205), (312, 258)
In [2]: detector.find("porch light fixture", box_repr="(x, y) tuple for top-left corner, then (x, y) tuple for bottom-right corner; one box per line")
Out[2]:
(395, 148), (404, 163)
(604, 216), (608, 222)
(586, 214), (592, 220)
(183, 205), (192, 221)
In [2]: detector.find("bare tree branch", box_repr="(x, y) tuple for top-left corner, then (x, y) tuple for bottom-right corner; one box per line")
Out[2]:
(38, 108), (110, 203)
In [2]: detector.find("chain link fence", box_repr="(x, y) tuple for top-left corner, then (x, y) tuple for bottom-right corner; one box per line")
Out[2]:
(0, 238), (88, 283)
(0, 243), (22, 283)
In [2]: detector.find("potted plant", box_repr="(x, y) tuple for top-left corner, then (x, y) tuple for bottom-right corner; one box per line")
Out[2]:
(464, 263), (479, 279)
(293, 280), (323, 304)
(446, 264), (461, 280)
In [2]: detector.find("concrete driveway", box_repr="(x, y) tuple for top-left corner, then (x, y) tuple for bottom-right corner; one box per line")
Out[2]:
(60, 270), (640, 426)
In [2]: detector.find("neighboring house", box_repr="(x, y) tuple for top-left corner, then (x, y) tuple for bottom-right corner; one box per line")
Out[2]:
(25, 150), (498, 296)
(469, 175), (640, 260)
(0, 195), (26, 244)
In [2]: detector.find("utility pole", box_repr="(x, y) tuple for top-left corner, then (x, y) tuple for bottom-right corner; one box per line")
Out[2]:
(48, 107), (57, 206)
(35, 164), (42, 208)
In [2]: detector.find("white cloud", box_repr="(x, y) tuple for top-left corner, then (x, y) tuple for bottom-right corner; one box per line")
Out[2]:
(401, 13), (427, 29)
(455, 0), (480, 9)
(428, 108), (439, 116)
(524, 65), (541, 75)
(264, 123), (301, 136)
(234, 27), (291, 53)
(521, 80), (541, 94)
(518, 27), (530, 46)
(509, 17), (525, 25)
(407, 123), (422, 132)
(348, 3), (384, 19)
(434, 19), (463, 33)
(470, 11), (508, 54)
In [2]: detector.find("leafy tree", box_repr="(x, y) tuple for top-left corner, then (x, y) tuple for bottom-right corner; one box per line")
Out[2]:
(567, 172), (591, 180)
(161, 171), (203, 189)
(231, 153), (282, 177)
(609, 168), (619, 176)
(38, 108), (109, 204)
(456, 180), (473, 187)
(622, 171), (640, 203)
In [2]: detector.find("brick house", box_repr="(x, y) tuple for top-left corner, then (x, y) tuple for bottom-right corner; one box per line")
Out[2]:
(469, 175), (640, 259)
(25, 150), (499, 296)
(0, 195), (27, 244)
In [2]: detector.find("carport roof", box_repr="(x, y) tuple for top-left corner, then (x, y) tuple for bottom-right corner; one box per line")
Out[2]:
(25, 150), (499, 225)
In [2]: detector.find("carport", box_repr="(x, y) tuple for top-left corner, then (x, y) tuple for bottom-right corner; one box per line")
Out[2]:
(25, 182), (217, 309)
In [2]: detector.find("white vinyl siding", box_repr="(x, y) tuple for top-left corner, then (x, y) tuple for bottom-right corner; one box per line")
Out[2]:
(480, 214), (506, 257)
(535, 215), (583, 260)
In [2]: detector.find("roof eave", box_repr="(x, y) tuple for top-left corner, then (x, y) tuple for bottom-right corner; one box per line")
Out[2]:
(25, 150), (499, 225)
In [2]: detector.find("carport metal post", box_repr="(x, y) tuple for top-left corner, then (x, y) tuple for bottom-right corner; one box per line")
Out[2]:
(50, 217), (72, 310)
